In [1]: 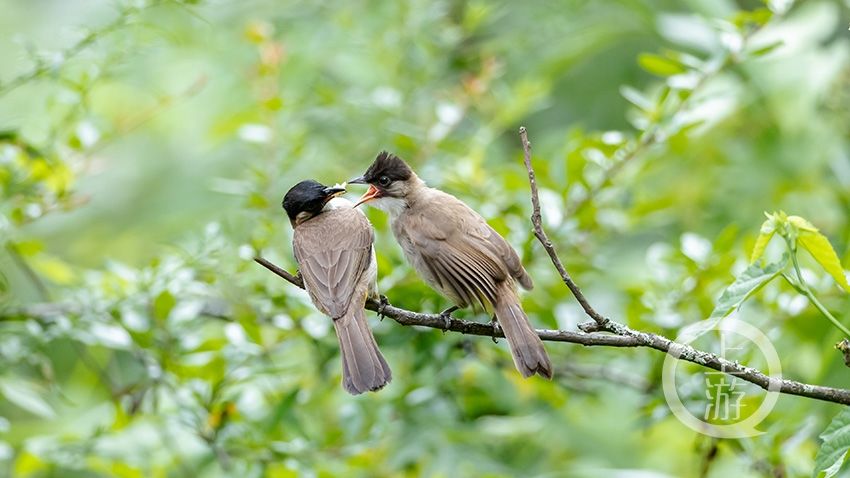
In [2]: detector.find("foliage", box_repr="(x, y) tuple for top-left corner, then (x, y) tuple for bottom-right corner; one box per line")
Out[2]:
(1, 0), (850, 477)
(815, 407), (850, 478)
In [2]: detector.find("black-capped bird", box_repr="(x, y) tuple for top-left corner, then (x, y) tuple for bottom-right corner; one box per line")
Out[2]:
(349, 153), (552, 379)
(282, 180), (392, 394)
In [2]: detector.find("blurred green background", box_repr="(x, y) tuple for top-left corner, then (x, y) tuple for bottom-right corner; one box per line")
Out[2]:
(2, 0), (850, 476)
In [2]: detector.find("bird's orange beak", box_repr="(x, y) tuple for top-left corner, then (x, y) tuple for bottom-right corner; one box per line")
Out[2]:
(354, 184), (382, 208)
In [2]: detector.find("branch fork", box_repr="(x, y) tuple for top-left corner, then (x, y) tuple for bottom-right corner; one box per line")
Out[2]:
(252, 126), (850, 406)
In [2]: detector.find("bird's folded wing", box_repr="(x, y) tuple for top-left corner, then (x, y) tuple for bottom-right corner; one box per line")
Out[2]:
(404, 195), (520, 308)
(293, 209), (374, 318)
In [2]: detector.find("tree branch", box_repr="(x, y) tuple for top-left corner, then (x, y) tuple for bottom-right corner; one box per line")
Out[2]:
(564, 26), (764, 218)
(518, 125), (850, 405)
(253, 125), (850, 406)
(519, 126), (608, 327)
(253, 256), (303, 288)
(9, 259), (850, 406)
(250, 252), (850, 405)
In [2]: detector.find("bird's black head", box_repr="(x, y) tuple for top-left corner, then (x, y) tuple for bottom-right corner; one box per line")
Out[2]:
(350, 151), (412, 188)
(348, 151), (416, 207)
(282, 179), (346, 227)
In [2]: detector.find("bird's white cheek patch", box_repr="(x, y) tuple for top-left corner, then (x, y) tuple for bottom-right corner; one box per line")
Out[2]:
(369, 196), (407, 217)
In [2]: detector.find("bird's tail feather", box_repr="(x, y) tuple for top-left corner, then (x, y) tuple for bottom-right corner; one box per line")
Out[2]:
(494, 282), (553, 379)
(333, 307), (392, 394)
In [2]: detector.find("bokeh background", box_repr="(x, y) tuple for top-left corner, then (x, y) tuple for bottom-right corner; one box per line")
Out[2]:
(2, 0), (850, 476)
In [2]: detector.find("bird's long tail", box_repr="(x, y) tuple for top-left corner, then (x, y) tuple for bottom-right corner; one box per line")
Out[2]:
(333, 307), (392, 394)
(494, 281), (553, 379)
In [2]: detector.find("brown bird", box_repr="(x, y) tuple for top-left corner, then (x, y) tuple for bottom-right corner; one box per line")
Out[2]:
(282, 179), (392, 394)
(349, 152), (552, 379)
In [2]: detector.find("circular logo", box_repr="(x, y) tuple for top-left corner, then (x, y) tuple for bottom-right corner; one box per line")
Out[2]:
(661, 317), (782, 438)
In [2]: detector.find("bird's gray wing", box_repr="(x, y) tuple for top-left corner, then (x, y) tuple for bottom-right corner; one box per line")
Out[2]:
(293, 208), (374, 318)
(403, 191), (524, 309)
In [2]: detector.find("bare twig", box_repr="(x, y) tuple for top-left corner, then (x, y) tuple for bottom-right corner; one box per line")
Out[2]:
(519, 126), (607, 327)
(253, 256), (303, 288)
(517, 125), (850, 405)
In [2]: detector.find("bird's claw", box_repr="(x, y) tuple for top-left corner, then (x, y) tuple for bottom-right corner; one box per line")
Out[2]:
(438, 306), (458, 332)
(377, 295), (390, 321)
(490, 316), (500, 343)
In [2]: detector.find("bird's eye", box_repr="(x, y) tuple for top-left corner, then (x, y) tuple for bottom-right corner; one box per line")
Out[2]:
(378, 176), (391, 187)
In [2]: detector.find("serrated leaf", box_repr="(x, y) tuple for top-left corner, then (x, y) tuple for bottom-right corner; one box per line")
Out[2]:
(0, 379), (55, 418)
(797, 230), (850, 293)
(709, 256), (787, 319)
(750, 219), (776, 263)
(814, 407), (850, 478)
(638, 53), (687, 77)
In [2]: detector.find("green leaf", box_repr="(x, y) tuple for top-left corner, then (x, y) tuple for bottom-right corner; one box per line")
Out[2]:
(247, 191), (270, 209)
(637, 53), (686, 77)
(814, 407), (850, 478)
(620, 86), (653, 111)
(748, 40), (784, 57)
(30, 255), (76, 284)
(788, 215), (818, 233)
(732, 8), (774, 29)
(794, 225), (850, 292)
(11, 239), (43, 257)
(750, 218), (776, 263)
(709, 255), (787, 319)
(0, 379), (55, 418)
(153, 290), (176, 321)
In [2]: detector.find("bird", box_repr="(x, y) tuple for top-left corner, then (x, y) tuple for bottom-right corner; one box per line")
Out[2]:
(348, 152), (552, 379)
(281, 179), (392, 394)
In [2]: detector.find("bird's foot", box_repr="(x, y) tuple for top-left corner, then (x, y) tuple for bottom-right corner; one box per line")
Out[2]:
(376, 295), (390, 321)
(438, 306), (459, 332)
(490, 315), (500, 344)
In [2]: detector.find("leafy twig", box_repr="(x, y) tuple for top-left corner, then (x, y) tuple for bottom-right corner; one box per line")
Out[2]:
(566, 26), (765, 217)
(784, 237), (850, 337)
(0, 8), (133, 97)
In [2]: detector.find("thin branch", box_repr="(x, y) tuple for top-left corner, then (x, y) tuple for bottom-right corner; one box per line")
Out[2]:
(0, 10), (130, 97)
(253, 257), (303, 288)
(247, 253), (850, 405)
(8, 284), (850, 405)
(565, 129), (656, 217)
(565, 27), (764, 217)
(786, 237), (850, 337)
(519, 126), (607, 327)
(518, 125), (850, 405)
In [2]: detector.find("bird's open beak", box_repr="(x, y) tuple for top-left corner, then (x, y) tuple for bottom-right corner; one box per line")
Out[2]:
(322, 186), (346, 203)
(347, 175), (367, 185)
(353, 184), (382, 208)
